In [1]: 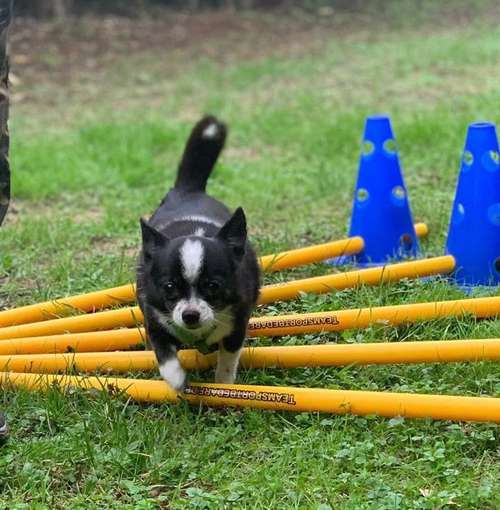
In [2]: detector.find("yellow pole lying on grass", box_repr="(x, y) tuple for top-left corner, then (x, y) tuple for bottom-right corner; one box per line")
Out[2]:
(247, 295), (500, 336)
(0, 328), (146, 355)
(0, 284), (137, 328)
(259, 236), (365, 272)
(0, 256), (455, 339)
(259, 222), (428, 272)
(258, 255), (454, 304)
(0, 307), (142, 340)
(1, 371), (498, 423)
(0, 223), (429, 327)
(1, 293), (500, 342)
(235, 339), (500, 369)
(0, 339), (499, 372)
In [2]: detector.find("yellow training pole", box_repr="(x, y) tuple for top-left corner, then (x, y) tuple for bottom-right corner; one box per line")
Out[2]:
(0, 306), (142, 340)
(0, 284), (137, 328)
(235, 339), (500, 369)
(0, 328), (145, 355)
(1, 372), (498, 423)
(259, 222), (428, 272)
(0, 351), (159, 374)
(2, 293), (500, 342)
(259, 236), (365, 272)
(247, 295), (500, 336)
(1, 339), (499, 372)
(259, 255), (455, 304)
(0, 223), (429, 327)
(0, 256), (455, 340)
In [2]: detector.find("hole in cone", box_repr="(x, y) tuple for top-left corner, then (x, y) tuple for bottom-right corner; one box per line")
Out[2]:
(400, 233), (413, 252)
(483, 150), (500, 172)
(361, 140), (375, 156)
(383, 139), (397, 155)
(463, 151), (474, 167)
(357, 188), (370, 203)
(391, 185), (406, 207)
(452, 203), (465, 225)
(494, 258), (500, 274)
(488, 203), (500, 226)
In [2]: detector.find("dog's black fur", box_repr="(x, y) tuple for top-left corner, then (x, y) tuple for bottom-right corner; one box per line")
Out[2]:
(137, 116), (260, 391)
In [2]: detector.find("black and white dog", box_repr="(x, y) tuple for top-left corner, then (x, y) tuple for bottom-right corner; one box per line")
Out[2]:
(137, 116), (260, 391)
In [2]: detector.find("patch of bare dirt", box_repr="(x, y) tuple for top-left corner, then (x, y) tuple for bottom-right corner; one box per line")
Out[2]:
(6, 197), (104, 226)
(8, 6), (500, 117)
(10, 4), (500, 97)
(9, 11), (333, 101)
(89, 235), (138, 259)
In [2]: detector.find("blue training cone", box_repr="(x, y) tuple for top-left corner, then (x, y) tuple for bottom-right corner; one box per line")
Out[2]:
(347, 115), (419, 265)
(446, 121), (500, 286)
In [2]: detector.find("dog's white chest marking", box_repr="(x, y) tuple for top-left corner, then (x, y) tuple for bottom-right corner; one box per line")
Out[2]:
(206, 307), (234, 345)
(180, 239), (204, 284)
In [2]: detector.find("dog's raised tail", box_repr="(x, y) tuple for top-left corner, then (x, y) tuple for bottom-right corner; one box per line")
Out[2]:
(175, 115), (227, 193)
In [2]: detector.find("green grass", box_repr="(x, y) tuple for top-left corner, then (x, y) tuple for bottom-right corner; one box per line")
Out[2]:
(1, 6), (500, 509)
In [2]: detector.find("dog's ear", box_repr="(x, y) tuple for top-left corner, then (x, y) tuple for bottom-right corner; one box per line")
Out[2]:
(217, 207), (247, 261)
(140, 218), (169, 263)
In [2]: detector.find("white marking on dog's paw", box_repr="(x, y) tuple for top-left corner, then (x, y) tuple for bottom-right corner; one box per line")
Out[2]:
(202, 123), (219, 139)
(180, 238), (204, 284)
(159, 357), (186, 391)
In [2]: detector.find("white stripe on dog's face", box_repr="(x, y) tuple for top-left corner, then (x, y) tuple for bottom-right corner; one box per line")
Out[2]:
(180, 239), (204, 284)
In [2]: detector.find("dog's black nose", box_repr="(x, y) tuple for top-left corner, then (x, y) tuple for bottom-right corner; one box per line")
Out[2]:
(182, 309), (200, 327)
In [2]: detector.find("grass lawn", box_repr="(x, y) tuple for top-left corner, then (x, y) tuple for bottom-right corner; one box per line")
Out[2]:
(0, 3), (499, 509)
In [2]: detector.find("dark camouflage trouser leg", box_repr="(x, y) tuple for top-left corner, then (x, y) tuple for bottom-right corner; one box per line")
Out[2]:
(0, 0), (11, 226)
(0, 0), (12, 442)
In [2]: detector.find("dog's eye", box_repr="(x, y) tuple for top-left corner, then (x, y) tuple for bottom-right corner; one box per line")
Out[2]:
(164, 282), (179, 300)
(204, 280), (221, 298)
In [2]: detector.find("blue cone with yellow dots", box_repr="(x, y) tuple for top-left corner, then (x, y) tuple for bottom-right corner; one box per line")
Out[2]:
(347, 115), (419, 265)
(446, 121), (500, 285)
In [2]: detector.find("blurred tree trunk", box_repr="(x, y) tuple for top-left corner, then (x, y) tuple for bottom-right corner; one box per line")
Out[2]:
(29, 0), (74, 18)
(188, 0), (200, 10)
(0, 0), (11, 226)
(53, 0), (73, 18)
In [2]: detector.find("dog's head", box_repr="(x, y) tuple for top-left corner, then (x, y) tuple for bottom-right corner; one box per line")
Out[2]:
(139, 208), (247, 340)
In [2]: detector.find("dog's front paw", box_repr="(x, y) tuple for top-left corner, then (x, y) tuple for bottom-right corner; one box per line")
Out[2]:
(159, 357), (187, 392)
(214, 367), (236, 385)
(172, 374), (188, 393)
